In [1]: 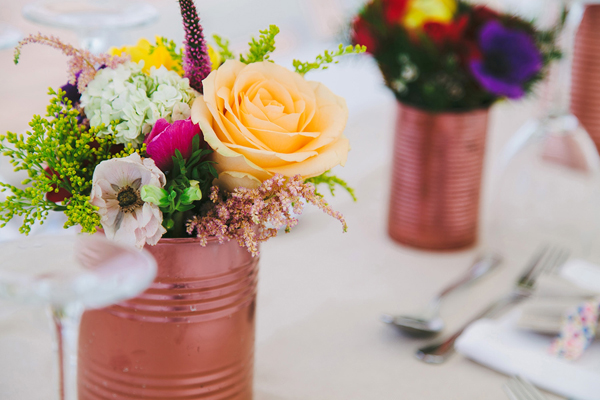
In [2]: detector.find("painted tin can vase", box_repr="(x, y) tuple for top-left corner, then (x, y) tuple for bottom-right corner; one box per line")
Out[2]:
(571, 4), (600, 154)
(77, 237), (259, 400)
(388, 103), (489, 250)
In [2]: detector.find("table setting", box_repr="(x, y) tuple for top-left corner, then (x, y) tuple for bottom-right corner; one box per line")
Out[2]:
(0, 0), (599, 399)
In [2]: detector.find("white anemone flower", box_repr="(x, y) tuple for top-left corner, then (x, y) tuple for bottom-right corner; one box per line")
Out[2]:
(90, 153), (167, 248)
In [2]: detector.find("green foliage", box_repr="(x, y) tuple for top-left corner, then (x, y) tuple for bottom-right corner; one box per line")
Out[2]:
(13, 48), (22, 65)
(305, 171), (356, 201)
(293, 44), (367, 76)
(142, 135), (217, 236)
(212, 34), (235, 61)
(149, 36), (184, 74)
(0, 88), (137, 234)
(240, 25), (280, 64)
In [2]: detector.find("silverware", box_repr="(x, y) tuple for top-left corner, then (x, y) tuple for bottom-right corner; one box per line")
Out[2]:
(415, 245), (570, 364)
(381, 253), (502, 337)
(503, 376), (548, 400)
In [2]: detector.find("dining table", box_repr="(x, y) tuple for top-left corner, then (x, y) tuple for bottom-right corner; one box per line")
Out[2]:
(0, 0), (572, 399)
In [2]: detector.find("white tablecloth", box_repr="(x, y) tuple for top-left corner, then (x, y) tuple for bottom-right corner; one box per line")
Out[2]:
(0, 1), (569, 399)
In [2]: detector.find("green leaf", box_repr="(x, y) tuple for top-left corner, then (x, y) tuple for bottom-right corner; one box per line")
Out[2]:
(180, 180), (203, 204)
(175, 204), (195, 212)
(140, 185), (169, 207)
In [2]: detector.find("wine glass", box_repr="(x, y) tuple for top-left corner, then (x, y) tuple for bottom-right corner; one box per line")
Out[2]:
(488, 1), (600, 261)
(0, 23), (22, 50)
(22, 0), (159, 54)
(0, 234), (157, 400)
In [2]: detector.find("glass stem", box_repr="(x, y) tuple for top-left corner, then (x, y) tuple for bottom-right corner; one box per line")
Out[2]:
(77, 28), (110, 54)
(549, 1), (585, 116)
(51, 303), (84, 400)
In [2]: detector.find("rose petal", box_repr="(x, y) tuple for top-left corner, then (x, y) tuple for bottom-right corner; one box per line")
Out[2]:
(299, 81), (348, 152)
(268, 135), (350, 178)
(227, 143), (318, 167)
(214, 171), (262, 192)
(246, 126), (318, 154)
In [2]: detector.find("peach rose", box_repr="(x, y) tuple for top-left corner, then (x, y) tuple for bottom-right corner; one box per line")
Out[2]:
(191, 59), (350, 191)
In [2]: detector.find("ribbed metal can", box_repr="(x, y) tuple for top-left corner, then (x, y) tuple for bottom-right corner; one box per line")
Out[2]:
(388, 103), (489, 250)
(77, 237), (259, 400)
(572, 4), (600, 153)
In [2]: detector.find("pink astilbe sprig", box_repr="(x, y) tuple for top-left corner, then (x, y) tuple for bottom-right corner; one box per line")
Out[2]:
(178, 0), (212, 92)
(14, 33), (128, 93)
(187, 175), (348, 256)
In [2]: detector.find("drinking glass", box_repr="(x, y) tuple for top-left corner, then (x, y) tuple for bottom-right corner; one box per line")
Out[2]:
(0, 23), (22, 50)
(0, 234), (157, 400)
(22, 0), (159, 53)
(488, 1), (600, 260)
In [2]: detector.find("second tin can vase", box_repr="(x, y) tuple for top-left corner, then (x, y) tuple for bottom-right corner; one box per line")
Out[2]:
(571, 4), (600, 154)
(77, 237), (259, 400)
(388, 103), (490, 250)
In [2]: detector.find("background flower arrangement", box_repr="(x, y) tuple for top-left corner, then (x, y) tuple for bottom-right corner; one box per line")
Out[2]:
(0, 0), (364, 255)
(351, 0), (562, 111)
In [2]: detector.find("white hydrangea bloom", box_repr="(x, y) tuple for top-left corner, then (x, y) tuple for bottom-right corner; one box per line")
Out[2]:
(81, 61), (198, 146)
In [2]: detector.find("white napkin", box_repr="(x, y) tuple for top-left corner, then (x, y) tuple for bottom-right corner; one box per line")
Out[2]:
(455, 259), (600, 400)
(517, 275), (599, 334)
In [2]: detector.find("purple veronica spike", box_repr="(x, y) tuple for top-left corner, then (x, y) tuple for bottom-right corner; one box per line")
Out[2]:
(470, 21), (543, 99)
(178, 0), (212, 93)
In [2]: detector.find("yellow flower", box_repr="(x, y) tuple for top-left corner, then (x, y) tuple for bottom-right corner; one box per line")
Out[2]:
(404, 0), (457, 29)
(208, 45), (222, 71)
(109, 38), (180, 74)
(110, 37), (222, 75)
(191, 60), (350, 191)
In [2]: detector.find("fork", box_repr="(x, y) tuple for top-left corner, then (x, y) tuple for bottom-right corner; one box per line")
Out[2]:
(503, 376), (548, 400)
(415, 245), (570, 364)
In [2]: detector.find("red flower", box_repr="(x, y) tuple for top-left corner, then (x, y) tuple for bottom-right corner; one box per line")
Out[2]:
(423, 15), (469, 46)
(382, 0), (409, 25)
(352, 16), (378, 54)
(472, 5), (501, 24)
(44, 166), (72, 203)
(463, 40), (482, 62)
(423, 22), (446, 45)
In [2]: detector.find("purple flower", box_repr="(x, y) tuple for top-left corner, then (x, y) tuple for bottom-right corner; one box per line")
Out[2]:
(60, 70), (82, 105)
(178, 0), (212, 93)
(470, 21), (543, 99)
(145, 118), (202, 172)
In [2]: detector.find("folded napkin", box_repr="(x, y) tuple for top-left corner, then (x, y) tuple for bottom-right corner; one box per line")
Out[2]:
(455, 259), (600, 400)
(517, 267), (599, 335)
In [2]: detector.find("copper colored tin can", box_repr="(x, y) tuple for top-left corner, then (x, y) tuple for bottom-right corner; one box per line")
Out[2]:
(572, 4), (600, 154)
(388, 103), (489, 250)
(78, 238), (259, 400)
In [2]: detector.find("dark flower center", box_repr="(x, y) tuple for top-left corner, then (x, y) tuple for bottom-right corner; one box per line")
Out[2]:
(117, 186), (144, 213)
(483, 52), (511, 79)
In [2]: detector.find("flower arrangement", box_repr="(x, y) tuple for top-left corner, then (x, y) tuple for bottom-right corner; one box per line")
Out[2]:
(1, 0), (364, 255)
(351, 0), (561, 111)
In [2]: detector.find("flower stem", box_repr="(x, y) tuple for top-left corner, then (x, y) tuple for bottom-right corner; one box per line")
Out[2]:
(171, 211), (186, 238)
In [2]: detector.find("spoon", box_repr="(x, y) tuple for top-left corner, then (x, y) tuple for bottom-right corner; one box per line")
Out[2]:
(381, 253), (502, 337)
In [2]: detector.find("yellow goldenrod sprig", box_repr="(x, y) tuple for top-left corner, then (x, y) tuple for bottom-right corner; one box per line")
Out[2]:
(0, 88), (143, 234)
(240, 25), (280, 64)
(293, 44), (366, 76)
